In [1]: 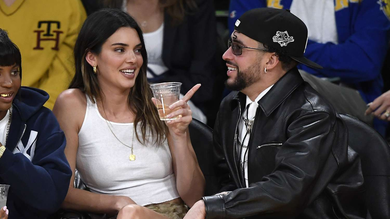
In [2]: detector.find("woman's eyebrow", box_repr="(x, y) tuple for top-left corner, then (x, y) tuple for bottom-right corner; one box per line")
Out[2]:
(111, 43), (129, 47)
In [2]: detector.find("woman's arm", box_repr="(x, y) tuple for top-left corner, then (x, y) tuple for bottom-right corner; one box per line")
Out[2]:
(164, 84), (205, 207)
(53, 89), (135, 215)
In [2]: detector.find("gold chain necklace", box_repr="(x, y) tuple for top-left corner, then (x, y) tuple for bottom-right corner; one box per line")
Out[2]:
(102, 105), (136, 161)
(0, 109), (12, 147)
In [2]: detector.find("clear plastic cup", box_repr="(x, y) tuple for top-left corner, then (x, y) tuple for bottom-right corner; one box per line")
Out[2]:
(0, 184), (9, 207)
(150, 82), (182, 121)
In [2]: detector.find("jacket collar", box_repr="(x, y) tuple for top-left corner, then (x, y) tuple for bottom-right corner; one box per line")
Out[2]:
(259, 67), (303, 116)
(13, 87), (48, 121)
(232, 67), (304, 117)
(6, 87), (48, 151)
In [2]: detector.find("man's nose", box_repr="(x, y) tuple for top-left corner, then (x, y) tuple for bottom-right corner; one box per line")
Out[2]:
(222, 46), (234, 61)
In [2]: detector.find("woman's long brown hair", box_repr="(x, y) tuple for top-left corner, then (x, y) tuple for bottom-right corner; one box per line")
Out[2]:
(71, 8), (167, 145)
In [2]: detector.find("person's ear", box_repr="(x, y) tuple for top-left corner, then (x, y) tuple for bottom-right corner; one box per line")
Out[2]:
(85, 51), (98, 67)
(265, 53), (279, 71)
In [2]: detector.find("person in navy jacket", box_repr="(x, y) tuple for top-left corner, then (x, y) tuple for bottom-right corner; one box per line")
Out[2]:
(0, 29), (71, 218)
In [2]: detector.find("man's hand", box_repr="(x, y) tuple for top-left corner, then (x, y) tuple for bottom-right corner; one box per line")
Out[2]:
(184, 200), (206, 219)
(365, 90), (390, 121)
(0, 206), (8, 219)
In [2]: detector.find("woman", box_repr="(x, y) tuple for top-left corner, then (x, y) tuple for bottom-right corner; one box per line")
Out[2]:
(101, 0), (220, 125)
(53, 9), (204, 218)
(0, 29), (71, 218)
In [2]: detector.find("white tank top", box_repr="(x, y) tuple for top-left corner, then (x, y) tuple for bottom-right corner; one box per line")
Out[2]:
(76, 96), (179, 206)
(143, 23), (169, 79)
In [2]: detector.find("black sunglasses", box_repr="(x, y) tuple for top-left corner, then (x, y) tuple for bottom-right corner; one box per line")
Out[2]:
(228, 39), (268, 56)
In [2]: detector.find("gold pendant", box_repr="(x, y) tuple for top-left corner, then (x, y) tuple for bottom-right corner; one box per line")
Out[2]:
(129, 154), (136, 161)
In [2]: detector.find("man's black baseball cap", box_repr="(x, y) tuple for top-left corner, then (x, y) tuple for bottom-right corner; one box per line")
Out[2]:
(234, 8), (322, 69)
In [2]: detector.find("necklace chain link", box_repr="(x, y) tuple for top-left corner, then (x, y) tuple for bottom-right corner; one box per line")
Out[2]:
(0, 109), (12, 147)
(102, 105), (136, 161)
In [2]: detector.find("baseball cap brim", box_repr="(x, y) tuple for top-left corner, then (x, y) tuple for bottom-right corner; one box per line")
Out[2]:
(290, 56), (323, 69)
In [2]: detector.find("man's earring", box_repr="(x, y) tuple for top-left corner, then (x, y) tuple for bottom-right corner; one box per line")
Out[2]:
(93, 66), (97, 73)
(264, 67), (267, 73)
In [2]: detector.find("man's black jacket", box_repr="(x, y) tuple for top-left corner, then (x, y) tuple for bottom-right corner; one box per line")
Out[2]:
(204, 68), (367, 219)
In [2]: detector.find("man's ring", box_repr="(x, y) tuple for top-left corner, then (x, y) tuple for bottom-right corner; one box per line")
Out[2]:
(385, 110), (390, 118)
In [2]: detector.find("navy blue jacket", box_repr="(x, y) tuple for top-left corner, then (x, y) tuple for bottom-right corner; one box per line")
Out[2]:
(0, 87), (71, 218)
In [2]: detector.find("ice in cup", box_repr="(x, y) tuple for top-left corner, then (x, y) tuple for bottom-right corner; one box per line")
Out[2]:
(0, 184), (9, 207)
(150, 82), (182, 121)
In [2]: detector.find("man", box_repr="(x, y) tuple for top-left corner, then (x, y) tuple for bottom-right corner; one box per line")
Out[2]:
(227, 0), (390, 136)
(184, 8), (367, 218)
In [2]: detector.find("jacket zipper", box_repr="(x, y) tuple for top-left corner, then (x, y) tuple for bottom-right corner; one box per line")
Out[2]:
(257, 142), (283, 149)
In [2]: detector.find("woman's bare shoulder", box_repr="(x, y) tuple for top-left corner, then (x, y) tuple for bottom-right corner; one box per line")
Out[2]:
(56, 88), (86, 106)
(53, 88), (87, 117)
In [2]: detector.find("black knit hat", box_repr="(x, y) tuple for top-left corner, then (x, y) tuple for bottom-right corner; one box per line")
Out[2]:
(234, 8), (322, 69)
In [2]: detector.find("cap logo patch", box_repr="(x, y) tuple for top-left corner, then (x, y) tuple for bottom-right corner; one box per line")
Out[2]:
(235, 19), (241, 27)
(272, 31), (294, 47)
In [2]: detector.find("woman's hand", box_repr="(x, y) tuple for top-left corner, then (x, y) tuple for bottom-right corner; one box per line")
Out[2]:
(165, 84), (201, 135)
(152, 84), (201, 136)
(365, 90), (390, 121)
(0, 206), (8, 219)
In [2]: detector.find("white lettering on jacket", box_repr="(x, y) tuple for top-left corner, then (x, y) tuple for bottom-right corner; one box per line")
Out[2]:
(13, 130), (37, 161)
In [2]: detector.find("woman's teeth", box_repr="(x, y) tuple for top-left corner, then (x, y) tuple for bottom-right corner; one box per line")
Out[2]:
(121, 69), (134, 74)
(0, 94), (10, 97)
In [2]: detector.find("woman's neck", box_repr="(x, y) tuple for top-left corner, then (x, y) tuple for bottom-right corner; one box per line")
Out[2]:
(3, 0), (17, 7)
(0, 109), (9, 121)
(126, 0), (164, 33)
(97, 92), (135, 123)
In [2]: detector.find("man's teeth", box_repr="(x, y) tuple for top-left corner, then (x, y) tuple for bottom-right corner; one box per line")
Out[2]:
(0, 94), (10, 97)
(121, 69), (134, 74)
(228, 67), (236, 71)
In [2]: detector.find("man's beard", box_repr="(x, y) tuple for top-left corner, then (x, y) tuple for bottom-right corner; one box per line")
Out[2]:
(225, 62), (261, 91)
